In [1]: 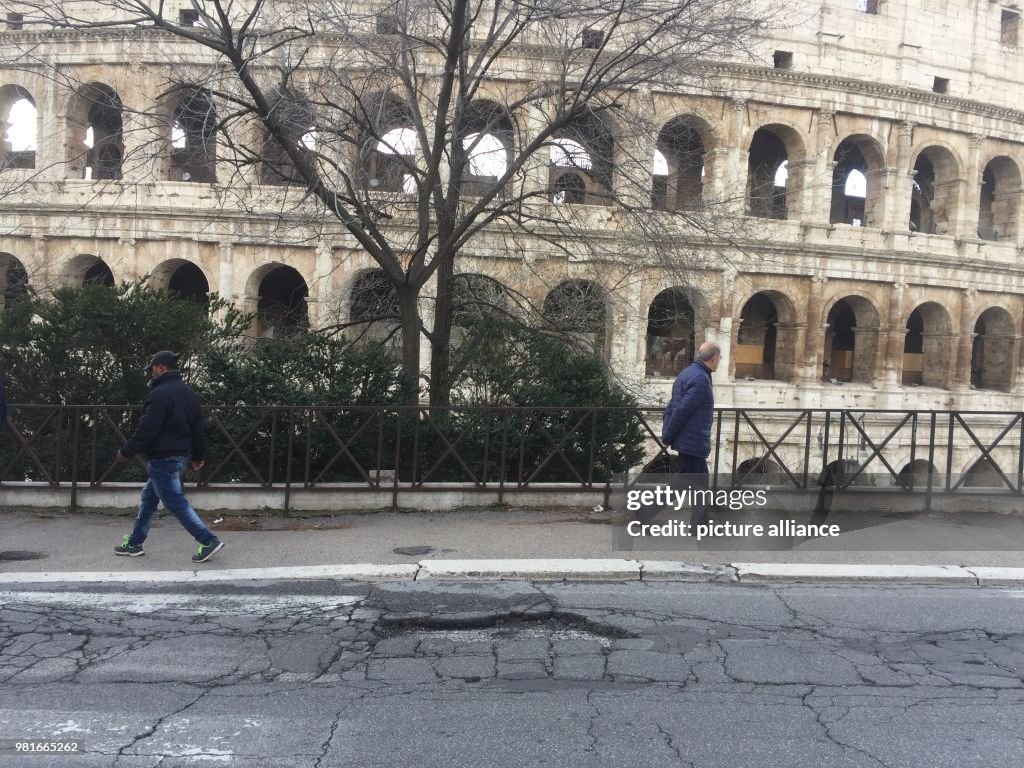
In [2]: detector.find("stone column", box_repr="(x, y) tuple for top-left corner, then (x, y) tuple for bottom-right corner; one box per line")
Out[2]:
(882, 281), (906, 388)
(801, 274), (827, 384)
(955, 135), (984, 240)
(952, 288), (976, 391)
(1011, 335), (1024, 394)
(883, 122), (915, 233)
(804, 109), (835, 225)
(727, 99), (748, 216)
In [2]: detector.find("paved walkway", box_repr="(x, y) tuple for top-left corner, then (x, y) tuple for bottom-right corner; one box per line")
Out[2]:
(3, 505), (1024, 579)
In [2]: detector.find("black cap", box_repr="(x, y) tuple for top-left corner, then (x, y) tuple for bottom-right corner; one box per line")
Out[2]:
(144, 350), (179, 374)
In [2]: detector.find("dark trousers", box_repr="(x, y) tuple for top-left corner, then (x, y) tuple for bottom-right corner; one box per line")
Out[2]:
(676, 453), (711, 528)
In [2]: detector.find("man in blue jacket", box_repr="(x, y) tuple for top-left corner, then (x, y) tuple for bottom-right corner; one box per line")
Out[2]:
(661, 341), (722, 527)
(114, 351), (224, 563)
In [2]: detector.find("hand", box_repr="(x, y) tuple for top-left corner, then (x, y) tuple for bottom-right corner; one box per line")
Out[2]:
(190, 460), (204, 472)
(115, 450), (128, 463)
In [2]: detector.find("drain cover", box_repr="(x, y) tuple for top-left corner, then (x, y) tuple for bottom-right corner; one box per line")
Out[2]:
(393, 546), (434, 556)
(0, 551), (47, 562)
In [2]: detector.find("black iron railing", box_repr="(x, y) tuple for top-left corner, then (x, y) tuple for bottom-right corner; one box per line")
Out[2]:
(1, 405), (1022, 510)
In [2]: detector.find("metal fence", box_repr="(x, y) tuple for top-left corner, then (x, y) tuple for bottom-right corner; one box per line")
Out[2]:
(2, 405), (1023, 510)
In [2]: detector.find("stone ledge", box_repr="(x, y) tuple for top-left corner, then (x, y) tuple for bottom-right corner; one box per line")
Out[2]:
(415, 558), (641, 581)
(733, 563), (977, 584)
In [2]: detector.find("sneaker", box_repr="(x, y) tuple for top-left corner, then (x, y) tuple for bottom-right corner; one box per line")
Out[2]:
(192, 538), (224, 563)
(114, 535), (144, 557)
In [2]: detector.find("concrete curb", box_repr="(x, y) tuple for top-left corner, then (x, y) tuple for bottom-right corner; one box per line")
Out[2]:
(732, 563), (978, 584)
(1, 560), (1022, 585)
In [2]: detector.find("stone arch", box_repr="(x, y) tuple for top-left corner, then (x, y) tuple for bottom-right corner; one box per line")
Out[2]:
(736, 290), (798, 382)
(735, 456), (783, 485)
(542, 279), (607, 356)
(247, 263), (309, 338)
(971, 306), (1015, 391)
(747, 123), (806, 220)
(349, 267), (400, 347)
(63, 254), (115, 287)
(459, 100), (515, 197)
(65, 82), (124, 180)
(978, 156), (1022, 242)
(0, 252), (30, 309)
(151, 259), (211, 304)
(645, 287), (696, 378)
(356, 94), (416, 193)
(0, 84), (36, 170)
(897, 459), (940, 490)
(452, 273), (508, 324)
(823, 295), (881, 384)
(830, 134), (886, 227)
(902, 301), (953, 388)
(909, 145), (962, 235)
(549, 110), (615, 206)
(159, 86), (218, 183)
(962, 457), (1006, 489)
(259, 89), (315, 186)
(652, 116), (710, 211)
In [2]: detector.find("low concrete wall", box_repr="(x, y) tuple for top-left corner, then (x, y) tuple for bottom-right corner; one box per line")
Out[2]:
(0, 482), (610, 512)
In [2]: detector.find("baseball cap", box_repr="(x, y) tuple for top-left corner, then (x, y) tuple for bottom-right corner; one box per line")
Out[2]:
(143, 350), (180, 374)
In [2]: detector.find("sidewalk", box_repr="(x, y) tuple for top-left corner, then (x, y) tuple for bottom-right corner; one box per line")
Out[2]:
(3, 505), (1024, 582)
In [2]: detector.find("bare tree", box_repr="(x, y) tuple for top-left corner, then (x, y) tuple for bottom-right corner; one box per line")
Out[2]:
(4, 0), (781, 405)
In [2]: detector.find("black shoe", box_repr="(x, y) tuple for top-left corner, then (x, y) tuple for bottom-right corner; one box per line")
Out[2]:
(114, 535), (144, 557)
(192, 538), (224, 563)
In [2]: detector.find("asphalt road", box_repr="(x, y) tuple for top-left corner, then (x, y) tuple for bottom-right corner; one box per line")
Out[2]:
(2, 580), (1023, 767)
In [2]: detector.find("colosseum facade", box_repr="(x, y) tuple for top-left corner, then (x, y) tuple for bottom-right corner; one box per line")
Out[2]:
(1, 0), (1022, 483)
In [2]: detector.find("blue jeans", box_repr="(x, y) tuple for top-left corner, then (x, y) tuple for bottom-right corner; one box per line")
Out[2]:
(128, 457), (214, 546)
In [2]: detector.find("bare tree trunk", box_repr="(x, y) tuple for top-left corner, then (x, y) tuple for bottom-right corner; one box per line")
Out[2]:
(429, 250), (455, 408)
(397, 284), (421, 405)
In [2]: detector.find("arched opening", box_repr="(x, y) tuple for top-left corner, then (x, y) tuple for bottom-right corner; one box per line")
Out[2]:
(963, 458), (1005, 489)
(260, 91), (315, 186)
(646, 288), (696, 378)
(255, 265), (308, 338)
(978, 157), (1021, 242)
(652, 118), (705, 211)
(542, 279), (606, 356)
(903, 302), (953, 388)
(451, 273), (509, 348)
(971, 307), (1015, 391)
(0, 85), (36, 170)
(84, 260), (115, 286)
(831, 136), (884, 227)
(549, 112), (614, 206)
(910, 147), (960, 235)
(168, 88), (217, 183)
(66, 83), (123, 180)
(459, 101), (513, 197)
(0, 252), (29, 309)
(748, 127), (800, 219)
(63, 254), (115, 287)
(357, 97), (416, 194)
(349, 268), (400, 347)
(152, 259), (210, 305)
(897, 459), (939, 490)
(737, 292), (797, 381)
(823, 296), (880, 384)
(735, 457), (783, 485)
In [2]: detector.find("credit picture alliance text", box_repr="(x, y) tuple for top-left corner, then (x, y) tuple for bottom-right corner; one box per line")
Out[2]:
(625, 486), (768, 512)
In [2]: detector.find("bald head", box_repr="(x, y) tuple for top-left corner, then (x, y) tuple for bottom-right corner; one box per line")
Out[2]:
(697, 341), (722, 371)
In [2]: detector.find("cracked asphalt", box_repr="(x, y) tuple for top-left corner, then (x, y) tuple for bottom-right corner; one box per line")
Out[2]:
(1, 580), (1023, 767)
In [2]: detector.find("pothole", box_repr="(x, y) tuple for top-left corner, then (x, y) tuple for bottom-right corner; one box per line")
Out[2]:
(375, 614), (633, 641)
(393, 546), (435, 556)
(0, 551), (47, 562)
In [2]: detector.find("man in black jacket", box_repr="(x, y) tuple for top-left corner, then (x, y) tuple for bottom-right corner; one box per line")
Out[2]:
(114, 351), (224, 563)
